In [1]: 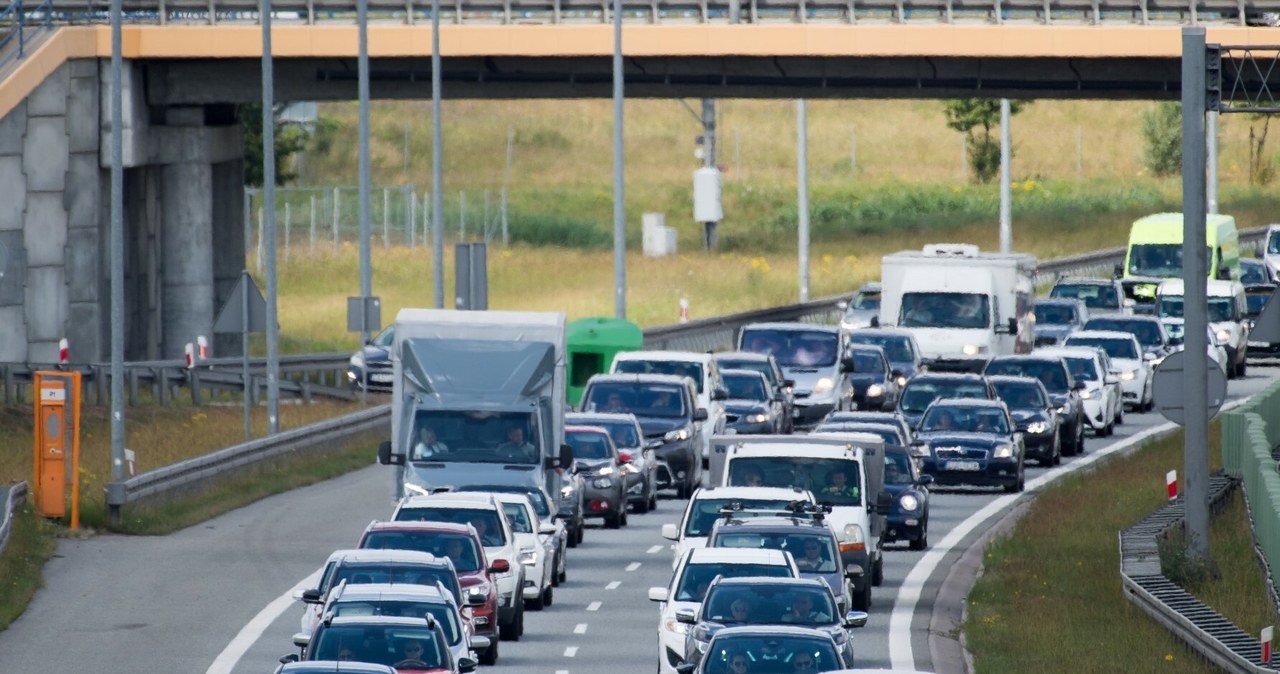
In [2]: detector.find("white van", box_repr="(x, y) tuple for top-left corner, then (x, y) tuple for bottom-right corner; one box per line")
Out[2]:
(610, 351), (728, 464)
(1155, 278), (1249, 378)
(1263, 223), (1280, 278)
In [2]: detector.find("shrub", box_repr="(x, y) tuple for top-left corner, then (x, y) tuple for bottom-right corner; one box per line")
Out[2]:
(1140, 102), (1182, 177)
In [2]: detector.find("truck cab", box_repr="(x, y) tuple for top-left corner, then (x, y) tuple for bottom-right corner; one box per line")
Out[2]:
(1121, 212), (1240, 312)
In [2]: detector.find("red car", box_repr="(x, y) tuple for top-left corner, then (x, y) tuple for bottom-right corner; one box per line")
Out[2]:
(356, 520), (505, 665)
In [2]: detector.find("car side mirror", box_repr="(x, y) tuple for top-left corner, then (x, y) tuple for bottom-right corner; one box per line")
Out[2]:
(378, 440), (403, 466)
(1104, 375), (1118, 385)
(875, 490), (893, 513)
(489, 559), (511, 574)
(1169, 335), (1184, 346)
(301, 589), (324, 604)
(1073, 381), (1086, 391)
(694, 408), (709, 422)
(870, 316), (880, 327)
(646, 438), (665, 450)
(279, 654), (300, 665)
(890, 369), (904, 380)
(470, 635), (491, 651)
(458, 656), (479, 673)
(712, 387), (729, 401)
(783, 379), (796, 388)
(1007, 317), (1019, 335)
(675, 608), (697, 624)
(292, 632), (311, 649)
(676, 664), (698, 674)
(539, 523), (557, 535)
(467, 592), (487, 606)
(917, 474), (935, 486)
(561, 443), (575, 471)
(840, 357), (856, 373)
(648, 587), (669, 603)
(662, 523), (679, 541)
(1143, 352), (1157, 361)
(843, 611), (869, 629)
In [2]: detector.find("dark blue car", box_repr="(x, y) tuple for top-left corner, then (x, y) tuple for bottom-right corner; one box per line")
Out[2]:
(347, 325), (395, 391)
(882, 444), (932, 551)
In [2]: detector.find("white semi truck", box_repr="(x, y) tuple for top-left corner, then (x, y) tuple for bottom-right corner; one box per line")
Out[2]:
(377, 308), (574, 501)
(879, 244), (1037, 372)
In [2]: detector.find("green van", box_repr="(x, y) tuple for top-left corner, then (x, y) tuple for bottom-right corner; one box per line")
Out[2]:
(1121, 213), (1240, 308)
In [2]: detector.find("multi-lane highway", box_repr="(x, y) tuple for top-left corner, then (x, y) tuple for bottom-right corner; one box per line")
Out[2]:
(0, 367), (1274, 674)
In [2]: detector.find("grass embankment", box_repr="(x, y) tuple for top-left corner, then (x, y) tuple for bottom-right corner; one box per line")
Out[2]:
(964, 428), (1279, 672)
(0, 502), (57, 631)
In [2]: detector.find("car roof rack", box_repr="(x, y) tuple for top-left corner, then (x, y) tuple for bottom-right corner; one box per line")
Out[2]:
(717, 499), (828, 523)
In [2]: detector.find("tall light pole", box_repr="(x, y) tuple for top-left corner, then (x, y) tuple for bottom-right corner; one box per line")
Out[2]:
(612, 0), (626, 318)
(108, 0), (125, 525)
(431, 0), (445, 309)
(797, 99), (810, 303)
(999, 98), (1012, 254)
(261, 0), (280, 435)
(357, 0), (372, 343)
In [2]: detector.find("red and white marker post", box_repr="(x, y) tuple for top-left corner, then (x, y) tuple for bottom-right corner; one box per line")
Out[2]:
(1167, 469), (1178, 501)
(679, 298), (689, 324)
(184, 343), (195, 370)
(1263, 626), (1273, 664)
(58, 338), (69, 364)
(197, 335), (209, 361)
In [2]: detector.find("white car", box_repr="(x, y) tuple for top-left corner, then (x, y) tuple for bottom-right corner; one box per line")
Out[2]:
(391, 493), (527, 641)
(649, 547), (799, 674)
(661, 486), (817, 569)
(490, 492), (558, 611)
(1036, 346), (1123, 436)
(1064, 330), (1153, 412)
(1161, 318), (1230, 376)
(610, 350), (729, 464)
(1157, 278), (1250, 378)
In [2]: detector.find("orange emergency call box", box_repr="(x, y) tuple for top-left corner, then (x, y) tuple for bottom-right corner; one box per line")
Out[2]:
(32, 371), (81, 528)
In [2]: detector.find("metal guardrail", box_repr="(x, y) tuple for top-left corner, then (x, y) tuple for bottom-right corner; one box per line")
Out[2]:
(1120, 473), (1279, 672)
(0, 481), (29, 557)
(104, 404), (389, 509)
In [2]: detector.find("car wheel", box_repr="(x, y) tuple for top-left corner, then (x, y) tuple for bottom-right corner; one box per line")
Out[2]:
(621, 504), (629, 527)
(551, 552), (561, 587)
(1238, 357), (1248, 378)
(851, 581), (871, 611)
(1116, 403), (1124, 425)
(558, 561), (567, 585)
(871, 555), (884, 586)
(576, 520), (586, 546)
(649, 479), (659, 512)
(1052, 438), (1062, 466)
(605, 511), (621, 529)
(500, 612), (519, 641)
(909, 519), (928, 551)
(527, 587), (546, 611)
(544, 584), (554, 607)
(479, 639), (499, 665)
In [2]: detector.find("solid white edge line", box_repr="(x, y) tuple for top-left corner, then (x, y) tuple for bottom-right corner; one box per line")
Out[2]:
(574, 623), (589, 634)
(205, 567), (324, 674)
(587, 600), (603, 611)
(625, 562), (641, 571)
(606, 580), (622, 590)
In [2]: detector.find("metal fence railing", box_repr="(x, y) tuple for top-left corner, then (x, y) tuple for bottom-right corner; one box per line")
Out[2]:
(0, 481), (28, 557)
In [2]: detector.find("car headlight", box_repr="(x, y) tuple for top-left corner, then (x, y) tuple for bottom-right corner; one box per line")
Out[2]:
(467, 583), (492, 598)
(1216, 328), (1232, 344)
(592, 477), (614, 489)
(596, 465), (615, 477)
(962, 344), (986, 356)
(813, 377), (835, 396)
(519, 547), (538, 566)
(842, 523), (864, 544)
(898, 493), (920, 511)
(663, 618), (689, 635)
(1026, 420), (1049, 434)
(349, 353), (365, 368)
(664, 427), (691, 442)
(560, 484), (576, 499)
(1056, 405), (1069, 414)
(1080, 388), (1094, 400)
(896, 375), (908, 388)
(747, 413), (769, 423)
(866, 384), (885, 398)
(404, 482), (430, 497)
(991, 444), (1014, 459)
(1119, 369), (1137, 381)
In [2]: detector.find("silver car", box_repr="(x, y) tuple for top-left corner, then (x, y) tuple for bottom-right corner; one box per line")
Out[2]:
(567, 411), (660, 514)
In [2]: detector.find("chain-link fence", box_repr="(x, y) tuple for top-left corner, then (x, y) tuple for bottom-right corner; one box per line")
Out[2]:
(243, 185), (511, 270)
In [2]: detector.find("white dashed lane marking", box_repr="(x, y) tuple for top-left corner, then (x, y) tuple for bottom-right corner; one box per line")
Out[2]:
(587, 601), (603, 611)
(564, 647), (579, 658)
(606, 581), (621, 590)
(574, 623), (588, 634)
(625, 562), (641, 572)
(646, 545), (663, 554)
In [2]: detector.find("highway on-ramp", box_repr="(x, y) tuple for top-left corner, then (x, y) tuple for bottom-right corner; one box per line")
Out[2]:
(0, 367), (1274, 674)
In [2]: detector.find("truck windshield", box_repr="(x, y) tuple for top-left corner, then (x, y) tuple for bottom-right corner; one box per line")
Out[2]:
(727, 457), (863, 507)
(1129, 244), (1214, 277)
(1157, 296), (1234, 323)
(899, 292), (990, 329)
(583, 382), (687, 418)
(410, 411), (538, 465)
(740, 329), (838, 368)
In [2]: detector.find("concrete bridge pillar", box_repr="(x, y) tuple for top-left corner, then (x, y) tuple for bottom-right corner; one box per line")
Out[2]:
(158, 107), (216, 359)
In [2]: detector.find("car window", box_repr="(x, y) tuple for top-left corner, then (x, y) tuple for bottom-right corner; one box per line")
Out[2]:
(1086, 318), (1163, 347)
(311, 625), (448, 669)
(1063, 356), (1099, 382)
(740, 329), (839, 368)
(330, 601), (462, 644)
(703, 585), (836, 626)
(674, 562), (794, 602)
(919, 406), (1010, 434)
(615, 360), (707, 392)
(717, 359), (779, 387)
(711, 531), (839, 573)
(724, 373), (769, 401)
(684, 499), (798, 537)
(848, 334), (914, 363)
(566, 430), (614, 460)
(392, 507), (506, 547)
(900, 380), (989, 413)
(1067, 336), (1138, 360)
(984, 360), (1068, 393)
(360, 531), (481, 574)
(501, 503), (533, 534)
(991, 381), (1046, 409)
(584, 382), (687, 418)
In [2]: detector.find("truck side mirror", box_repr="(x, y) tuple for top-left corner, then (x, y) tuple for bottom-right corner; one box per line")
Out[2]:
(840, 357), (856, 373)
(1113, 263), (1124, 279)
(560, 443), (575, 472)
(694, 408), (709, 422)
(378, 440), (403, 466)
(875, 490), (893, 513)
(1008, 317), (1018, 335)
(869, 316), (880, 328)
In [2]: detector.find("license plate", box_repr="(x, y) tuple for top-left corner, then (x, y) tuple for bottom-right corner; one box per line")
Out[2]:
(944, 460), (981, 471)
(370, 373), (393, 383)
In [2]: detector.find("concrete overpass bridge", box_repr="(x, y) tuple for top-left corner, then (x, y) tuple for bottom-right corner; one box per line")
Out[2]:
(0, 1), (1277, 363)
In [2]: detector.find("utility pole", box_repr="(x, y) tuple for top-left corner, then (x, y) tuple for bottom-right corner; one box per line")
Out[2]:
(261, 0), (280, 435)
(999, 99), (1012, 254)
(797, 99), (810, 304)
(611, 0), (626, 318)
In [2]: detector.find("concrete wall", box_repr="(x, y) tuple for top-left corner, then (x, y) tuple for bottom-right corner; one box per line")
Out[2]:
(0, 59), (245, 363)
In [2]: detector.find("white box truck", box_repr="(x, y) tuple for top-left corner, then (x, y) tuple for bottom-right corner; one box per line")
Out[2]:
(879, 244), (1037, 372)
(377, 308), (573, 501)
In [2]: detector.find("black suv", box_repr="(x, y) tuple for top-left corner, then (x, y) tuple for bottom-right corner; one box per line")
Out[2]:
(579, 373), (706, 499)
(896, 372), (996, 431)
(983, 355), (1086, 456)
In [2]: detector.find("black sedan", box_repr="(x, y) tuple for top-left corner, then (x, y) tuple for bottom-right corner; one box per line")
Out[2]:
(882, 444), (932, 550)
(983, 355), (1086, 457)
(913, 398), (1026, 493)
(843, 344), (901, 412)
(720, 369), (785, 435)
(896, 372), (996, 431)
(987, 375), (1061, 466)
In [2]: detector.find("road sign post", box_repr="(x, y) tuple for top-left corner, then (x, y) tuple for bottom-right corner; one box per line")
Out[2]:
(214, 270), (268, 442)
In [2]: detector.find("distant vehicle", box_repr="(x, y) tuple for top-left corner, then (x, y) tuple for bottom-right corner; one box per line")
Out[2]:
(839, 282), (882, 332)
(347, 325), (394, 391)
(1064, 330), (1153, 412)
(1031, 298), (1089, 347)
(1241, 257), (1276, 286)
(1263, 223), (1280, 278)
(881, 444), (932, 550)
(811, 421), (907, 448)
(1048, 277), (1133, 315)
(611, 350), (730, 465)
(1120, 212), (1240, 310)
(684, 624), (851, 674)
(706, 514), (854, 614)
(1083, 314), (1176, 365)
(567, 411), (660, 513)
(713, 351), (797, 433)
(1036, 346), (1123, 438)
(845, 328), (924, 386)
(986, 375), (1061, 466)
(564, 424), (629, 529)
(896, 372), (995, 431)
(819, 411), (913, 447)
(983, 355), (1086, 456)
(720, 369), (786, 435)
(842, 344), (901, 411)
(661, 486), (817, 568)
(913, 398), (1026, 493)
(1155, 278), (1250, 378)
(448, 484), (570, 588)
(738, 323), (853, 427)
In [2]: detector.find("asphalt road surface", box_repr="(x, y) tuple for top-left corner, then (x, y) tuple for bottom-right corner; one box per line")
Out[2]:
(0, 365), (1275, 674)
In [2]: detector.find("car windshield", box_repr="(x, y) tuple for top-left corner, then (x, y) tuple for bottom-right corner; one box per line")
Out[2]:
(392, 507), (506, 547)
(1247, 292), (1272, 316)
(584, 382), (687, 418)
(813, 424), (900, 444)
(409, 411), (538, 464)
(1129, 243), (1213, 277)
(1067, 336), (1138, 360)
(851, 290), (880, 310)
(702, 585), (837, 626)
(1050, 283), (1120, 309)
(329, 601), (462, 645)
(372, 326), (395, 347)
(566, 430), (614, 460)
(899, 292), (990, 329)
(455, 485), (551, 519)
(740, 329), (839, 368)
(1062, 356), (1099, 383)
(702, 634), (841, 674)
(847, 350), (885, 374)
(360, 531), (482, 574)
(900, 380), (989, 414)
(1086, 318), (1164, 347)
(1034, 303), (1078, 325)
(1242, 261), (1271, 285)
(327, 563), (459, 600)
(919, 406), (1010, 434)
(1269, 231), (1280, 254)
(885, 451), (914, 485)
(614, 359), (706, 392)
(674, 562), (795, 602)
(1157, 296), (1234, 323)
(712, 532), (839, 574)
(984, 360), (1068, 393)
(311, 625), (447, 669)
(727, 458), (863, 507)
(717, 359), (779, 386)
(848, 333), (914, 363)
(724, 373), (769, 401)
(684, 499), (802, 537)
(584, 420), (640, 449)
(991, 381), (1046, 410)
(501, 502), (534, 534)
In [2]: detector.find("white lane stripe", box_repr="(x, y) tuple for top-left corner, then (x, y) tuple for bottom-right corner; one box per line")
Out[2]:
(205, 567), (324, 674)
(565, 646), (579, 657)
(557, 670), (570, 674)
(574, 623), (588, 634)
(587, 600), (603, 611)
(647, 545), (664, 554)
(606, 580), (621, 590)
(625, 562), (641, 571)
(887, 409), (1218, 671)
